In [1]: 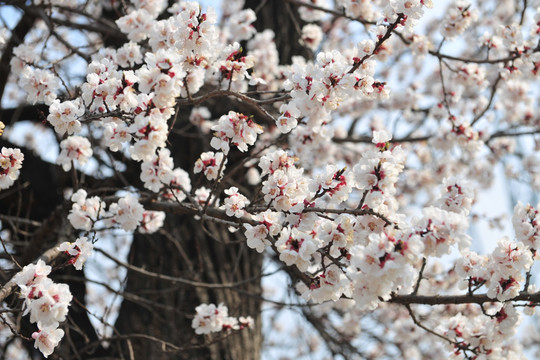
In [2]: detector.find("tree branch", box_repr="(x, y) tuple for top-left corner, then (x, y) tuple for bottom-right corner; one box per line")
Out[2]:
(390, 290), (540, 305)
(0, 9), (36, 111)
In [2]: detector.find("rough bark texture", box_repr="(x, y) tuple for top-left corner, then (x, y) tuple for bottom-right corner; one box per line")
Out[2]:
(114, 217), (263, 360)
(245, 0), (313, 64)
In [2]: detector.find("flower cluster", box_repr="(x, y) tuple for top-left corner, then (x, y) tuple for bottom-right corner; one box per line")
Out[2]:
(413, 206), (471, 257)
(385, 0), (432, 33)
(18, 66), (60, 105)
(352, 130), (405, 218)
(437, 303), (521, 358)
(299, 264), (351, 303)
(57, 136), (93, 172)
(194, 151), (227, 181)
(68, 189), (155, 234)
(456, 238), (533, 301)
(346, 229), (423, 310)
(106, 193), (144, 232)
(300, 24), (323, 51)
(243, 210), (283, 253)
(12, 260), (71, 357)
(210, 111), (263, 154)
(440, 0), (478, 39)
(47, 99), (85, 136)
(8, 0), (540, 357)
(128, 108), (170, 162)
(138, 211), (166, 234)
(281, 50), (372, 133)
(297, 0), (330, 22)
(246, 29), (280, 89)
(68, 189), (106, 231)
(275, 226), (318, 272)
(162, 168), (192, 202)
(115, 9), (155, 42)
(435, 177), (474, 216)
(216, 43), (255, 84)
(223, 9), (257, 42)
(259, 149), (309, 213)
(512, 201), (540, 250)
(0, 147), (24, 190)
(221, 187), (249, 218)
(140, 148), (175, 192)
(191, 303), (253, 335)
(335, 0), (378, 20)
(102, 117), (133, 152)
(431, 116), (483, 154)
(309, 165), (352, 206)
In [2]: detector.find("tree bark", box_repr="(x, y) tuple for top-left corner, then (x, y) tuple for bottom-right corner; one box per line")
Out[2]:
(113, 216), (263, 360)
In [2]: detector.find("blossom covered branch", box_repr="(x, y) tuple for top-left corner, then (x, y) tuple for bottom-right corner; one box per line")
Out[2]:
(1, 0), (540, 358)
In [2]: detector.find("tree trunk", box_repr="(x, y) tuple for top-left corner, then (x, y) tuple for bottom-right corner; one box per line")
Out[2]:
(114, 217), (263, 360)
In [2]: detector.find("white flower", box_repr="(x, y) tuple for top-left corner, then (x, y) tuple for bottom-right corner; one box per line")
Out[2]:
(191, 303), (226, 334)
(19, 66), (59, 105)
(0, 147), (24, 190)
(391, 0), (424, 20)
(138, 211), (166, 234)
(116, 9), (155, 42)
(191, 303), (250, 335)
(103, 119), (132, 152)
(221, 316), (240, 331)
(140, 148), (175, 192)
(275, 227), (317, 272)
(116, 41), (143, 68)
(163, 168), (192, 202)
(32, 323), (64, 358)
(410, 34), (432, 58)
(56, 136), (92, 172)
(372, 130), (392, 145)
(415, 206), (471, 257)
(211, 111), (263, 154)
(512, 202), (540, 249)
(189, 107), (213, 133)
(489, 238), (533, 280)
(308, 165), (352, 205)
(194, 151), (227, 181)
(67, 189), (106, 231)
(27, 282), (72, 327)
(244, 223), (270, 253)
(276, 103), (300, 134)
(108, 193), (144, 231)
(131, 0), (168, 17)
(300, 24), (323, 51)
(238, 316), (254, 329)
(297, 0), (330, 21)
(440, 1), (478, 39)
(129, 111), (170, 162)
(47, 99), (84, 136)
(222, 187), (249, 218)
(12, 260), (51, 289)
(358, 39), (375, 55)
(225, 9), (257, 41)
(436, 177), (474, 215)
(302, 265), (351, 303)
(58, 237), (94, 270)
(215, 43), (255, 84)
